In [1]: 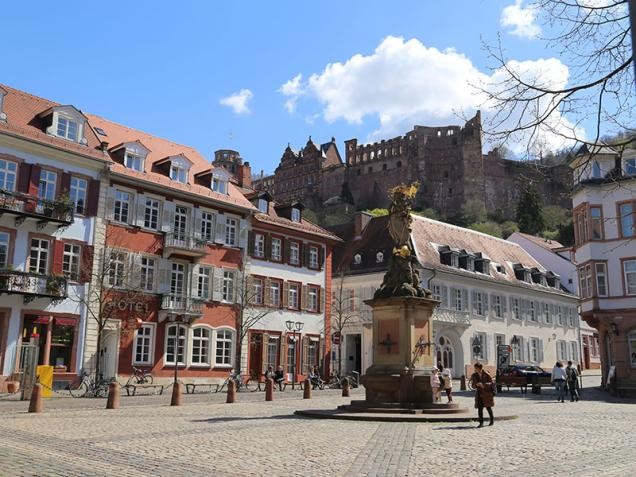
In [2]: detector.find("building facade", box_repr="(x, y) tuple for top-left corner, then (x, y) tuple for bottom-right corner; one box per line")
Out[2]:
(331, 213), (581, 378)
(0, 85), (107, 391)
(570, 145), (636, 394)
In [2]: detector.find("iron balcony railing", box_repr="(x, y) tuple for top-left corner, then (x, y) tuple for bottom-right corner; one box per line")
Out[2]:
(160, 294), (204, 315)
(0, 189), (74, 225)
(432, 308), (471, 326)
(0, 270), (68, 302)
(164, 232), (207, 254)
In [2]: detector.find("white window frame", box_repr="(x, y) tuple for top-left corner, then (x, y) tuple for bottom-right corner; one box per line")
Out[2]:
(170, 163), (188, 183)
(493, 295), (503, 319)
(270, 280), (281, 307)
(133, 323), (155, 365)
(38, 169), (57, 201)
(309, 246), (319, 269)
(252, 277), (263, 305)
(595, 262), (608, 297)
(544, 303), (552, 324)
(190, 326), (212, 367)
(308, 286), (319, 312)
(225, 217), (237, 246)
(214, 328), (234, 367)
(29, 238), (49, 275)
(69, 176), (87, 215)
(258, 198), (268, 213)
(0, 159), (17, 191)
(570, 341), (579, 363)
(529, 337), (540, 363)
(453, 288), (462, 311)
(125, 151), (144, 172)
(291, 208), (301, 222)
(140, 256), (155, 292)
(0, 232), (9, 268)
(197, 265), (212, 300)
(222, 270), (235, 302)
(528, 301), (537, 322)
(289, 242), (300, 265)
(56, 115), (79, 141)
(108, 251), (126, 287)
(62, 243), (81, 281)
(254, 233), (265, 258)
(271, 237), (282, 261)
(114, 190), (131, 224)
(511, 298), (520, 320)
(474, 292), (484, 316)
(288, 282), (300, 310)
(212, 177), (228, 194)
(623, 260), (636, 295)
(200, 211), (214, 241)
(164, 324), (187, 366)
(144, 197), (160, 230)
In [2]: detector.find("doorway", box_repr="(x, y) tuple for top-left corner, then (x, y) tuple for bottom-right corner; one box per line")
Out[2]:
(583, 335), (590, 370)
(99, 328), (119, 380)
(249, 333), (264, 379)
(344, 333), (362, 374)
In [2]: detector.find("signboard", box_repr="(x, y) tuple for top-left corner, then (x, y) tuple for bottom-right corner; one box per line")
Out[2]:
(497, 344), (511, 369)
(331, 332), (341, 345)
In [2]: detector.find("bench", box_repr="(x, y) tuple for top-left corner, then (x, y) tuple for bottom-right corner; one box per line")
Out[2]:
(615, 384), (636, 398)
(124, 384), (164, 396)
(185, 381), (217, 394)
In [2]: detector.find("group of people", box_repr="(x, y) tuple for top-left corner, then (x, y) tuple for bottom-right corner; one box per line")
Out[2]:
(551, 360), (580, 402)
(430, 364), (453, 403)
(263, 365), (324, 391)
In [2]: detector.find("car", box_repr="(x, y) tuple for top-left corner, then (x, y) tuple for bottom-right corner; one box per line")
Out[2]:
(496, 364), (552, 392)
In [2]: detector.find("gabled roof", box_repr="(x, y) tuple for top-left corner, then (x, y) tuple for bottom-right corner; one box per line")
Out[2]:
(508, 232), (563, 251)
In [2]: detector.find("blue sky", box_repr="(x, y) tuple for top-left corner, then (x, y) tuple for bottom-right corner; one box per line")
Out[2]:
(3, 1), (581, 174)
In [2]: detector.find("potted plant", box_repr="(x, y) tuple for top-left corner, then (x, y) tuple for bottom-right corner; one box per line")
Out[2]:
(5, 381), (19, 393)
(54, 192), (73, 220)
(46, 275), (64, 296)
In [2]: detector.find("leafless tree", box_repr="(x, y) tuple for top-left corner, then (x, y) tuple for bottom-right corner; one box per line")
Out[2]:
(331, 271), (359, 376)
(480, 0), (634, 158)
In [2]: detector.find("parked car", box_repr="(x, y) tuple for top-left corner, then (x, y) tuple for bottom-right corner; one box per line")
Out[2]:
(496, 364), (552, 392)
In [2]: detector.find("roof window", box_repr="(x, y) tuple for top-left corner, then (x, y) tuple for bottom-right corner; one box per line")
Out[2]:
(258, 198), (268, 213)
(291, 207), (301, 223)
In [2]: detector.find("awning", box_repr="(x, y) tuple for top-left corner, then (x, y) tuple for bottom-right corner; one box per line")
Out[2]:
(33, 316), (51, 324)
(309, 336), (320, 342)
(55, 317), (77, 327)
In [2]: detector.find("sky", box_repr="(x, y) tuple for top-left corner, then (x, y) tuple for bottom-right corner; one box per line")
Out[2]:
(2, 0), (596, 175)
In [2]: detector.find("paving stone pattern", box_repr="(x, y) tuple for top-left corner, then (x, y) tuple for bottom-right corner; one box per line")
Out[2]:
(1, 374), (634, 476)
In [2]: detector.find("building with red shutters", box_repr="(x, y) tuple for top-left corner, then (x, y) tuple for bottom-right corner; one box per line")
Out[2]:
(0, 85), (108, 391)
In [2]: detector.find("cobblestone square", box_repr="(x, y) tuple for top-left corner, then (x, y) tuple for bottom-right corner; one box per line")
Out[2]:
(1, 374), (634, 476)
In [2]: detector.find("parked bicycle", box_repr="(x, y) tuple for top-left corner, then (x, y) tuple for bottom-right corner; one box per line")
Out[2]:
(68, 372), (112, 398)
(126, 367), (154, 388)
(327, 371), (360, 389)
(216, 369), (250, 393)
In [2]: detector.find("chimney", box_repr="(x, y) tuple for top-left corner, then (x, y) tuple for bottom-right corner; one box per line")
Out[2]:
(100, 141), (109, 151)
(238, 161), (252, 188)
(354, 211), (373, 238)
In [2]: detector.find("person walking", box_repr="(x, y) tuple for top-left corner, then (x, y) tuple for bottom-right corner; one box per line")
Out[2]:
(470, 362), (495, 427)
(441, 368), (453, 403)
(430, 367), (441, 403)
(566, 361), (580, 402)
(551, 361), (567, 402)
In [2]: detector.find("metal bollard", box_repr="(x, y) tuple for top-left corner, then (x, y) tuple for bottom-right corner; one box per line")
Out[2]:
(171, 381), (182, 406)
(28, 382), (43, 413)
(265, 378), (274, 401)
(341, 377), (350, 397)
(106, 381), (120, 409)
(460, 375), (467, 391)
(303, 379), (312, 399)
(226, 380), (236, 403)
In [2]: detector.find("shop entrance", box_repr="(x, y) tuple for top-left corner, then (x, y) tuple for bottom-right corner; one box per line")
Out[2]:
(249, 333), (264, 379)
(344, 333), (362, 374)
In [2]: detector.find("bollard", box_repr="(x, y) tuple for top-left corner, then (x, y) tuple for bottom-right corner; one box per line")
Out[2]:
(265, 378), (274, 401)
(460, 375), (467, 391)
(303, 378), (312, 399)
(226, 380), (236, 403)
(28, 382), (43, 413)
(341, 377), (350, 397)
(106, 381), (120, 410)
(171, 381), (182, 406)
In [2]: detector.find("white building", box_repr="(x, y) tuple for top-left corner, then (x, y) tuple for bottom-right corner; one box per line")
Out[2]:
(332, 213), (581, 378)
(508, 232), (601, 369)
(569, 145), (636, 393)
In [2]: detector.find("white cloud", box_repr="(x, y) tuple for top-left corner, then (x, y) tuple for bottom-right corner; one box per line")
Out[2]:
(279, 74), (304, 113)
(279, 36), (582, 155)
(219, 89), (253, 115)
(500, 0), (541, 39)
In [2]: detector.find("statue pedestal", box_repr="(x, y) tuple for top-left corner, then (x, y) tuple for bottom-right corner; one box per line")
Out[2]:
(361, 296), (438, 405)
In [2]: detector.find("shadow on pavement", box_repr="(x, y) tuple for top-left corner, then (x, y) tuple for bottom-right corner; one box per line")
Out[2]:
(432, 425), (477, 431)
(191, 414), (301, 424)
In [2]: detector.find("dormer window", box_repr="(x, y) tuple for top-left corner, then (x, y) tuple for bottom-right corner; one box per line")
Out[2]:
(625, 157), (636, 175)
(258, 198), (268, 213)
(42, 106), (86, 144)
(0, 87), (6, 122)
(170, 163), (187, 183)
(212, 176), (228, 194)
(57, 116), (79, 141)
(125, 152), (144, 172)
(591, 161), (602, 178)
(291, 207), (301, 222)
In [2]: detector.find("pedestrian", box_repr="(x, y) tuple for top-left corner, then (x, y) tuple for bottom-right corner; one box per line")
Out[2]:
(441, 368), (453, 403)
(437, 362), (444, 373)
(551, 361), (567, 402)
(470, 362), (495, 427)
(566, 361), (580, 402)
(273, 365), (285, 391)
(430, 367), (441, 403)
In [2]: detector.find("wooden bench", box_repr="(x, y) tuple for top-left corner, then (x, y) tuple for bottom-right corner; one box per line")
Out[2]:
(124, 384), (164, 396)
(185, 381), (217, 394)
(616, 384), (636, 398)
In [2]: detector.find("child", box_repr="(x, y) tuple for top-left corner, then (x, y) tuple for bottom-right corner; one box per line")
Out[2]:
(442, 368), (453, 403)
(430, 367), (441, 403)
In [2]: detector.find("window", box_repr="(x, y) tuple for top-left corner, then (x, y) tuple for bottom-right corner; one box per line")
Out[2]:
(212, 177), (228, 194)
(309, 246), (319, 268)
(528, 301), (537, 322)
(200, 212), (214, 241)
(271, 237), (282, 261)
(289, 242), (300, 265)
(570, 341), (579, 363)
(288, 283), (300, 309)
(308, 286), (319, 312)
(144, 198), (160, 230)
(38, 170), (57, 200)
(67, 177), (87, 215)
(628, 330), (636, 368)
(453, 288), (463, 311)
(307, 339), (319, 369)
(222, 270), (235, 302)
(252, 277), (263, 305)
(133, 325), (154, 365)
(511, 336), (523, 362)
(191, 327), (211, 366)
(114, 190), (130, 223)
(624, 260), (636, 295)
(474, 292), (485, 316)
(225, 217), (237, 246)
(591, 161), (602, 178)
(170, 164), (187, 183)
(258, 198), (268, 213)
(0, 159), (17, 191)
(140, 257), (155, 292)
(557, 306), (563, 326)
(173, 206), (188, 241)
(29, 238), (49, 274)
(624, 158), (636, 175)
(62, 243), (80, 281)
(0, 232), (9, 268)
(266, 336), (279, 369)
(125, 152), (144, 172)
(595, 263), (608, 296)
(197, 266), (211, 300)
(108, 251), (126, 287)
(170, 263), (185, 298)
(544, 303), (552, 324)
(254, 233), (265, 258)
(215, 329), (233, 366)
(57, 116), (78, 141)
(165, 325), (187, 365)
(493, 295), (503, 319)
(529, 337), (540, 363)
(495, 334), (506, 348)
(511, 297), (520, 320)
(590, 206), (603, 240)
(472, 332), (486, 360)
(291, 208), (301, 223)
(270, 280), (281, 307)
(286, 336), (296, 374)
(556, 340), (568, 361)
(579, 264), (593, 298)
(619, 202), (635, 238)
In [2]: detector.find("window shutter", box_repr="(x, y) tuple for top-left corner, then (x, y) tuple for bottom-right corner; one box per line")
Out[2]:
(60, 173), (71, 195)
(461, 289), (469, 311)
(282, 281), (289, 308)
(281, 336), (288, 373)
(441, 286), (448, 308)
(302, 243), (309, 267)
(231, 270), (238, 303)
(29, 165), (41, 196)
(300, 284), (307, 310)
(214, 215), (226, 244)
(248, 231), (255, 256)
(483, 293), (489, 314)
(212, 267), (223, 302)
(263, 278), (271, 306)
(486, 335), (492, 362)
(17, 163), (31, 193)
(302, 336), (309, 375)
(193, 208), (203, 239)
(85, 179), (100, 217)
(538, 338), (544, 363)
(105, 187), (116, 220)
(284, 239), (290, 264)
(157, 259), (171, 295)
(51, 240), (65, 275)
(265, 234), (272, 259)
(319, 287), (325, 313)
(534, 301), (540, 320)
(161, 201), (176, 232)
(449, 287), (456, 308)
(189, 264), (199, 298)
(135, 193), (146, 227)
(519, 336), (525, 361)
(79, 245), (94, 284)
(349, 288), (355, 312)
(318, 246), (325, 270)
(238, 218), (248, 249)
(502, 295), (508, 316)
(129, 253), (142, 289)
(471, 290), (477, 313)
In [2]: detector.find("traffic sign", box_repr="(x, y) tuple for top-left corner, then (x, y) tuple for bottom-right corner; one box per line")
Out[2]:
(332, 332), (341, 345)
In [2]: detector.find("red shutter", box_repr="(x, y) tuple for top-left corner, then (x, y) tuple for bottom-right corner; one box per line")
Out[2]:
(318, 246), (325, 270)
(85, 179), (100, 217)
(52, 240), (65, 275)
(248, 231), (255, 256)
(29, 165), (41, 197)
(60, 173), (71, 194)
(17, 163), (32, 193)
(79, 245), (94, 283)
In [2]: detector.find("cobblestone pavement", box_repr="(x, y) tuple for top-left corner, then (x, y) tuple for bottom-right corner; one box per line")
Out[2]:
(1, 373), (635, 477)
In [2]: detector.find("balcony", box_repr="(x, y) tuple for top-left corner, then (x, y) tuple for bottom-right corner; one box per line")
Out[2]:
(163, 232), (207, 260)
(158, 294), (204, 322)
(0, 190), (74, 229)
(432, 308), (471, 327)
(0, 270), (68, 304)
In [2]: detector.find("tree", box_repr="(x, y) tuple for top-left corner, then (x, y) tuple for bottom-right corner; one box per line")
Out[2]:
(468, 221), (503, 238)
(331, 272), (360, 376)
(516, 184), (546, 235)
(365, 208), (389, 217)
(461, 199), (487, 226)
(481, 0), (634, 156)
(501, 220), (520, 239)
(543, 205), (571, 232)
(413, 208), (441, 220)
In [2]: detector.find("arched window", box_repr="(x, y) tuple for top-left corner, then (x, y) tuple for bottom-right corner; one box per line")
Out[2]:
(165, 324), (187, 365)
(628, 329), (636, 368)
(215, 329), (234, 366)
(436, 336), (454, 370)
(191, 327), (211, 366)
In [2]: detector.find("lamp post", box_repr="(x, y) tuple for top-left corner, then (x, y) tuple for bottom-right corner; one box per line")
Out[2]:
(285, 320), (304, 390)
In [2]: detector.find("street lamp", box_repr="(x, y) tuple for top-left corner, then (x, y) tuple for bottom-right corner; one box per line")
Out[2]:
(285, 320), (304, 390)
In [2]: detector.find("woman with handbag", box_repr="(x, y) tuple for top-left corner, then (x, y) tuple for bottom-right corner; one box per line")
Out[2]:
(470, 362), (495, 427)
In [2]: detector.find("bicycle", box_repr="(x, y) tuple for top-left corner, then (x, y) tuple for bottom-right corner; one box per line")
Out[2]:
(126, 367), (154, 388)
(68, 372), (111, 398)
(327, 371), (359, 389)
(216, 370), (250, 393)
